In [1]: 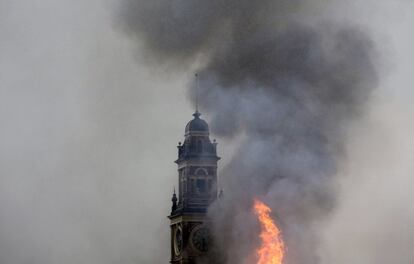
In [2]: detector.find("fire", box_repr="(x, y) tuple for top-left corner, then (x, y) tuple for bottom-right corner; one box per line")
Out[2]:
(253, 199), (286, 264)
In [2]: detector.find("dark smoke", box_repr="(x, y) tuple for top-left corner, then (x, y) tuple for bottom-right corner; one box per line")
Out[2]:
(119, 1), (378, 263)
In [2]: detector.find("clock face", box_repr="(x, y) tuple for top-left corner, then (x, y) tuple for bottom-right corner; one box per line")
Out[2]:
(174, 227), (183, 256)
(191, 226), (211, 253)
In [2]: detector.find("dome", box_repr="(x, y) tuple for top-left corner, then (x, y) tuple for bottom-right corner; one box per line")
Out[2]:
(185, 111), (209, 134)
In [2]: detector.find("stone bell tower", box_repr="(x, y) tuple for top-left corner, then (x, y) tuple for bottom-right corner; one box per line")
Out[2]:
(168, 111), (220, 264)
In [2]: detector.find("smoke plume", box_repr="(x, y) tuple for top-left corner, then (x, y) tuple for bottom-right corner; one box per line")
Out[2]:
(119, 1), (378, 263)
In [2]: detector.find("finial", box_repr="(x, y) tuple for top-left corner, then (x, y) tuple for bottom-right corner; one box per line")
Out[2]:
(171, 188), (178, 213)
(218, 189), (224, 199)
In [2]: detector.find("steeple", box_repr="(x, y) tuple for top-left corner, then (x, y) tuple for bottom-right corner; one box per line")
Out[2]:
(169, 111), (221, 263)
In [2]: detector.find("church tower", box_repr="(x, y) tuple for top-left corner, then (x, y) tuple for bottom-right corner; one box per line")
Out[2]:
(169, 111), (220, 264)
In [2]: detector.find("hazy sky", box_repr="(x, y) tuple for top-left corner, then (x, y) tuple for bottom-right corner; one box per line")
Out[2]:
(0, 1), (413, 264)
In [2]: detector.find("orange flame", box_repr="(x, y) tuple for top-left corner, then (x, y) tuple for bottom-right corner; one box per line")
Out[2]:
(253, 199), (286, 264)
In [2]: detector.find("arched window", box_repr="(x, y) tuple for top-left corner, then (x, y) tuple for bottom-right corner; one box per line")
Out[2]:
(195, 168), (208, 176)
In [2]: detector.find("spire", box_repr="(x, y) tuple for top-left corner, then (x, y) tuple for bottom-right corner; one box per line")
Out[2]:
(195, 73), (199, 113)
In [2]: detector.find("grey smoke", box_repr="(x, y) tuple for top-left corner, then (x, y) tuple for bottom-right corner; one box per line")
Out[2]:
(1, 1), (412, 264)
(120, 1), (378, 263)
